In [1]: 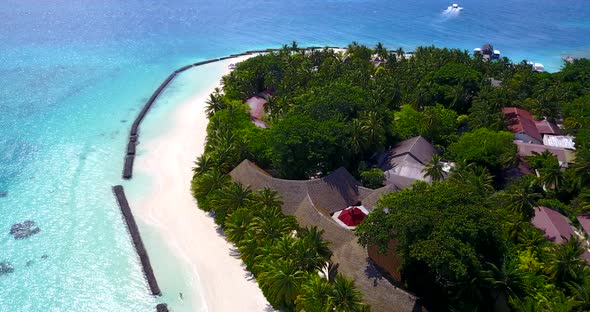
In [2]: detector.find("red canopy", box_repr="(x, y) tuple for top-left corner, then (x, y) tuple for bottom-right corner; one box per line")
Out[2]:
(338, 207), (367, 226)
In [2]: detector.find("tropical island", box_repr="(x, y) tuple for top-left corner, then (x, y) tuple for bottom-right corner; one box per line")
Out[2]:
(191, 42), (590, 311)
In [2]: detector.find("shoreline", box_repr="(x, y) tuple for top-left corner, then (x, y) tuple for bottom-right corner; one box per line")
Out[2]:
(131, 55), (270, 311)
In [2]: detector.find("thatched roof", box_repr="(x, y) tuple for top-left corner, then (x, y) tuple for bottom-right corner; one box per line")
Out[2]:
(230, 160), (367, 215)
(361, 184), (400, 212)
(229, 160), (419, 311)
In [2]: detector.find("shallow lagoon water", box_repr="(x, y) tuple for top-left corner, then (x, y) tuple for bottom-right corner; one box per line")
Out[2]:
(1, 0), (589, 310)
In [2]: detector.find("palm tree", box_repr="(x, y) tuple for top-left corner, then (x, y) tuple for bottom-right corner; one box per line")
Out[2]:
(374, 42), (388, 60)
(224, 207), (254, 243)
(361, 111), (385, 151)
(450, 164), (495, 195)
(291, 238), (328, 272)
(257, 259), (307, 309)
(500, 178), (542, 220)
(204, 87), (225, 117)
(349, 119), (368, 157)
(291, 40), (299, 53)
(210, 182), (253, 225)
(539, 159), (564, 191)
(250, 209), (298, 244)
(191, 170), (229, 211)
(266, 235), (297, 261)
(571, 148), (590, 185)
(550, 237), (586, 287)
(237, 231), (260, 270)
(484, 257), (534, 303)
(567, 271), (590, 311)
(253, 187), (283, 211)
(295, 274), (335, 312)
(299, 226), (332, 260)
(331, 274), (366, 311)
(422, 154), (445, 182)
(193, 153), (214, 176)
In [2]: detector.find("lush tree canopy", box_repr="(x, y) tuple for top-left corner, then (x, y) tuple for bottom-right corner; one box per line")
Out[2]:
(196, 42), (590, 312)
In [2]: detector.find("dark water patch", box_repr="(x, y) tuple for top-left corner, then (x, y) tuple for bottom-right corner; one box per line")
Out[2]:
(0, 261), (14, 275)
(10, 220), (41, 240)
(0, 191), (7, 198)
(40, 254), (48, 259)
(120, 119), (127, 123)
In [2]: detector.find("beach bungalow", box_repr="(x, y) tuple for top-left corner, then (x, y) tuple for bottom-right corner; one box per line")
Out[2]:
(532, 206), (576, 244)
(245, 95), (268, 128)
(532, 207), (590, 263)
(376, 136), (439, 184)
(502, 107), (543, 144)
(229, 160), (419, 311)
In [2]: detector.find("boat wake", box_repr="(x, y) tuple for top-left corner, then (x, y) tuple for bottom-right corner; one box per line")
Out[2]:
(442, 4), (463, 18)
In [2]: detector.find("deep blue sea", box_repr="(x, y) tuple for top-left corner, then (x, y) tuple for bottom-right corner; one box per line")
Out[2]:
(1, 0), (589, 311)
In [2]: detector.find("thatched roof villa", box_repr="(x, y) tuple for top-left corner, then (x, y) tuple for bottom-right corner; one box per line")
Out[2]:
(229, 160), (420, 312)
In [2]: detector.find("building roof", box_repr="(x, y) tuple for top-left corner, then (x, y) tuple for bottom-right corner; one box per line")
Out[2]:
(245, 96), (268, 128)
(378, 136), (437, 172)
(376, 136), (437, 183)
(531, 206), (575, 244)
(515, 141), (575, 165)
(543, 135), (576, 150)
(361, 184), (400, 212)
(229, 160), (418, 311)
(502, 107), (542, 141)
(535, 119), (562, 136)
(577, 215), (590, 238)
(229, 160), (366, 215)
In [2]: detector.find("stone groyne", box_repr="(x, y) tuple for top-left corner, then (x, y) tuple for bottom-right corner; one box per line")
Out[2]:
(117, 46), (345, 309)
(112, 185), (161, 296)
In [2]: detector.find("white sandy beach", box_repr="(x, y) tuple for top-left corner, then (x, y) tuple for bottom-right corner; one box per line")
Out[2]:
(133, 55), (270, 311)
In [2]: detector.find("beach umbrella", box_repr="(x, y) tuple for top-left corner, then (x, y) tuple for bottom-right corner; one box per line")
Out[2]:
(336, 207), (367, 227)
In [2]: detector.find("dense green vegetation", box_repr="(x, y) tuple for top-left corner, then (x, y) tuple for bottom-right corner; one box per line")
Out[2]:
(193, 42), (590, 311)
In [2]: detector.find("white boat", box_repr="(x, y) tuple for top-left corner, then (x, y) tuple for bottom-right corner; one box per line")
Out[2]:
(451, 3), (463, 10)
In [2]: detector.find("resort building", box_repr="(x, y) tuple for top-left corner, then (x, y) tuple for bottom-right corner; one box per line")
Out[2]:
(245, 90), (273, 128)
(502, 107), (566, 146)
(502, 107), (543, 144)
(532, 206), (576, 244)
(535, 119), (562, 137)
(532, 208), (590, 263)
(229, 159), (419, 312)
(376, 136), (439, 185)
(515, 141), (575, 167)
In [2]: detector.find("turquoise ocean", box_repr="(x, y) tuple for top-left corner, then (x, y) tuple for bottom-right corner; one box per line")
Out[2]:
(1, 0), (589, 311)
